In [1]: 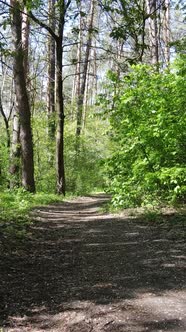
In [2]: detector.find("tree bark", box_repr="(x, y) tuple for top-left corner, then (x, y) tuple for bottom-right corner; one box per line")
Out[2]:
(11, 0), (35, 192)
(47, 0), (56, 139)
(147, 0), (159, 64)
(22, 7), (29, 76)
(75, 1), (83, 101)
(10, 5), (29, 187)
(55, 1), (66, 195)
(163, 0), (170, 66)
(76, 0), (96, 143)
(27, 0), (69, 195)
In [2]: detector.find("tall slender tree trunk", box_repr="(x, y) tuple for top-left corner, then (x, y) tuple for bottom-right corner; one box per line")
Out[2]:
(47, 0), (56, 139)
(75, 4), (82, 104)
(82, 58), (90, 130)
(163, 0), (170, 66)
(11, 0), (35, 192)
(147, 0), (159, 64)
(76, 0), (96, 143)
(27, 0), (69, 195)
(93, 45), (97, 96)
(56, 2), (65, 195)
(22, 7), (29, 76)
(10, 5), (29, 187)
(71, 3), (82, 120)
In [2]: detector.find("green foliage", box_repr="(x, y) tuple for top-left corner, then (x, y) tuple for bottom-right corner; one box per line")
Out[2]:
(32, 106), (108, 195)
(102, 56), (186, 208)
(170, 37), (186, 54)
(64, 114), (108, 195)
(0, 188), (64, 237)
(0, 100), (108, 196)
(0, 188), (63, 221)
(102, 0), (147, 59)
(24, 0), (43, 11)
(32, 111), (56, 192)
(0, 105), (108, 236)
(0, 130), (10, 188)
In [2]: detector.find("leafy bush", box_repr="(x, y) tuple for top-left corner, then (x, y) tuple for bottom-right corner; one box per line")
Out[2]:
(102, 56), (186, 207)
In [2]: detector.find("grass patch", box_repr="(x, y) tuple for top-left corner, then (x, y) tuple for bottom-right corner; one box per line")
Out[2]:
(0, 189), (65, 238)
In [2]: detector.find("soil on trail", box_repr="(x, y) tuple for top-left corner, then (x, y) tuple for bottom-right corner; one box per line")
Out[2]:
(0, 194), (186, 332)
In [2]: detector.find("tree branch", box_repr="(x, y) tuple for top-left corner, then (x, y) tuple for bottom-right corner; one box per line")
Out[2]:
(28, 10), (58, 41)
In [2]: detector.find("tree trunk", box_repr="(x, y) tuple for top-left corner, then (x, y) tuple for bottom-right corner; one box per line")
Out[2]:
(82, 58), (90, 130)
(163, 0), (170, 66)
(47, 0), (56, 139)
(11, 0), (35, 192)
(147, 0), (159, 64)
(93, 45), (98, 96)
(26, 0), (69, 194)
(75, 2), (83, 101)
(10, 5), (29, 187)
(56, 2), (65, 195)
(22, 7), (29, 76)
(76, 0), (96, 142)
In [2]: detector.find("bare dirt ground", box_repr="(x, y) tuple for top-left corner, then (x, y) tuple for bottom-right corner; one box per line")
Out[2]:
(0, 194), (186, 332)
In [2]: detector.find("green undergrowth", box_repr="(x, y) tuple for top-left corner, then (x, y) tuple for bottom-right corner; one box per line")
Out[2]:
(0, 189), (106, 238)
(0, 189), (66, 238)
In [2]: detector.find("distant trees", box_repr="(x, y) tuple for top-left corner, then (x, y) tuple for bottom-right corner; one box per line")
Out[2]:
(99, 0), (171, 66)
(76, 0), (96, 142)
(146, 0), (170, 65)
(28, 0), (73, 194)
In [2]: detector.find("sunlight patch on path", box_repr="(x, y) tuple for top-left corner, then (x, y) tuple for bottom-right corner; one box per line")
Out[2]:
(6, 291), (186, 332)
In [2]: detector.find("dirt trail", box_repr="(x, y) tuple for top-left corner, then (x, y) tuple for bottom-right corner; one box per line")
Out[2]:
(0, 194), (185, 331)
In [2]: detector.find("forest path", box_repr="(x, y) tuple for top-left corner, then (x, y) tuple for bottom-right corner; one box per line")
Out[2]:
(0, 194), (186, 331)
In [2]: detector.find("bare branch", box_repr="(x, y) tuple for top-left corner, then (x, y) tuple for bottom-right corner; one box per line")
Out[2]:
(29, 10), (58, 41)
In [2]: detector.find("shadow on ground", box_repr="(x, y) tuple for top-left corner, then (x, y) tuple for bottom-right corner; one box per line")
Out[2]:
(0, 194), (185, 331)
